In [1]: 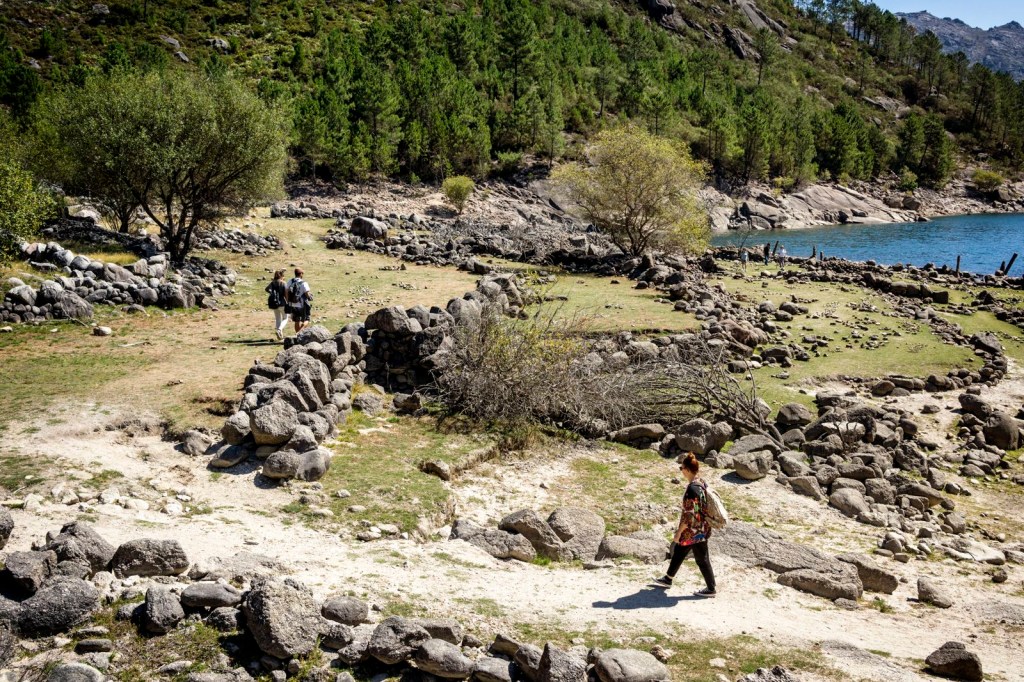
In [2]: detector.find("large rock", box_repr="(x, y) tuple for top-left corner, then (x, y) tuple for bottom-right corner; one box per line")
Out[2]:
(924, 641), (982, 681)
(44, 522), (115, 573)
(918, 577), (953, 608)
(450, 520), (537, 562)
(733, 450), (772, 480)
(181, 582), (243, 609)
(716, 522), (862, 600)
(322, 596), (369, 625)
(674, 419), (731, 456)
(56, 291), (94, 320)
(728, 434), (781, 456)
(983, 412), (1019, 450)
(242, 578), (321, 658)
(351, 216), (389, 241)
(829, 488), (869, 518)
(368, 616), (432, 665)
(538, 643), (586, 682)
(958, 393), (993, 419)
(2, 550), (56, 594)
(46, 662), (104, 682)
(515, 644), (543, 682)
(111, 538), (189, 577)
(337, 623), (376, 665)
(776, 567), (862, 601)
(143, 585), (185, 634)
(414, 638), (474, 678)
(221, 412), (251, 445)
(499, 510), (565, 560)
(473, 656), (515, 682)
(775, 403), (813, 430)
(0, 507), (12, 549)
(596, 531), (669, 564)
(594, 649), (670, 682)
(188, 551), (286, 583)
(262, 447), (332, 481)
(546, 508), (605, 561)
(250, 400), (298, 446)
(788, 476), (824, 501)
(609, 424), (665, 445)
(836, 553), (898, 594)
(17, 577), (100, 636)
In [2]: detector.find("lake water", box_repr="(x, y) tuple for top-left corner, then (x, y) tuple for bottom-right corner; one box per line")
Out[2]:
(711, 213), (1024, 275)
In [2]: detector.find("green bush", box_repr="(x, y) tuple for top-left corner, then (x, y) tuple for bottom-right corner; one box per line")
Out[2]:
(0, 159), (54, 262)
(971, 169), (1004, 193)
(897, 167), (918, 192)
(442, 176), (475, 214)
(495, 151), (523, 177)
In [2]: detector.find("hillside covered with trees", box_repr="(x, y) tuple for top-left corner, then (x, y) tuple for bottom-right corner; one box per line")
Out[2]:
(1, 0), (1023, 193)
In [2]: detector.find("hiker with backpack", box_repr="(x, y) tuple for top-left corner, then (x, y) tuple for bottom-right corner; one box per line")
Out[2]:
(651, 452), (720, 597)
(286, 267), (313, 333)
(265, 269), (289, 340)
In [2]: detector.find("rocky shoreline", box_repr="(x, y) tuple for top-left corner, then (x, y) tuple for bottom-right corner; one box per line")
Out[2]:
(705, 176), (1024, 233)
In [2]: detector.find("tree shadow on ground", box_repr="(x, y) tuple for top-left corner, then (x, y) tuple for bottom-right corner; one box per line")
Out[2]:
(223, 337), (283, 347)
(592, 589), (704, 610)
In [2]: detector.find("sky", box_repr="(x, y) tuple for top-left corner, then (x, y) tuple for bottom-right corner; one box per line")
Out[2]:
(871, 1), (1021, 29)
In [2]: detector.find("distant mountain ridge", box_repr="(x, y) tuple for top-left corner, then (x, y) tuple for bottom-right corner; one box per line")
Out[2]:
(897, 10), (1024, 80)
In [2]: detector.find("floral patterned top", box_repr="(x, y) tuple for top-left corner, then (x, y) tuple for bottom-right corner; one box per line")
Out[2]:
(677, 478), (712, 546)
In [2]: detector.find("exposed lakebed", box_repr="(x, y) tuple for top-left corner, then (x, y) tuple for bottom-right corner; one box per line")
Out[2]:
(712, 213), (1024, 275)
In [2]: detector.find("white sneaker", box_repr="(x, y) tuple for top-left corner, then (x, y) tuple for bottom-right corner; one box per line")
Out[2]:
(275, 329), (283, 340)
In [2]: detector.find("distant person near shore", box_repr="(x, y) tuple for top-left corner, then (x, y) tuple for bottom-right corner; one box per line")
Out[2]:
(265, 269), (288, 340)
(778, 245), (788, 270)
(763, 242), (771, 265)
(740, 249), (748, 273)
(286, 268), (313, 333)
(651, 453), (717, 597)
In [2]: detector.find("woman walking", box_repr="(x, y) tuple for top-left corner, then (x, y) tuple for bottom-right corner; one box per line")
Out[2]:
(652, 453), (717, 597)
(265, 269), (288, 340)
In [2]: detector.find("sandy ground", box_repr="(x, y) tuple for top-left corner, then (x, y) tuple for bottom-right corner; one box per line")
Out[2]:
(3, 387), (1023, 681)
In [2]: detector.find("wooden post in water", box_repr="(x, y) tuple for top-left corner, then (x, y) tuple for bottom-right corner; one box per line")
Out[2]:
(1005, 253), (1018, 276)
(998, 261), (1007, 276)
(955, 255), (961, 274)
(811, 245), (817, 259)
(772, 241), (780, 257)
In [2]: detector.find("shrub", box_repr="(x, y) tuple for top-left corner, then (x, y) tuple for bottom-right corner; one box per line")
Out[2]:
(495, 151), (523, 177)
(552, 125), (709, 257)
(971, 169), (1004, 193)
(433, 306), (656, 433)
(442, 175), (475, 213)
(0, 159), (55, 262)
(897, 167), (918, 192)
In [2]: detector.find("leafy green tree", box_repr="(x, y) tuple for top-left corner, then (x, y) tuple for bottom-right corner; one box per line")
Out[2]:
(39, 71), (287, 263)
(0, 158), (54, 262)
(553, 125), (709, 257)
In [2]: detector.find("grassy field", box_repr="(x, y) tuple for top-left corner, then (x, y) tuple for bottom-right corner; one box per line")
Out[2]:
(710, 264), (976, 410)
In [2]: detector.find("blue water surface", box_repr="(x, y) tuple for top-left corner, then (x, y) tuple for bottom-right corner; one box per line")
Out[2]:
(711, 213), (1024, 275)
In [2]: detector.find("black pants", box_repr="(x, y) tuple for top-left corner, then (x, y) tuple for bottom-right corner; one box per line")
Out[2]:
(667, 541), (716, 590)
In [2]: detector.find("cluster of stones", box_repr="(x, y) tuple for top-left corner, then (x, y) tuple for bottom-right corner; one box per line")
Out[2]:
(363, 274), (530, 392)
(323, 213), (614, 274)
(951, 391), (1024, 487)
(210, 324), (357, 482)
(674, 387), (1023, 571)
(270, 201), (344, 219)
(2, 241), (235, 324)
(0, 514), (671, 682)
(450, 507), (671, 566)
(208, 275), (529, 480)
(193, 228), (282, 256)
